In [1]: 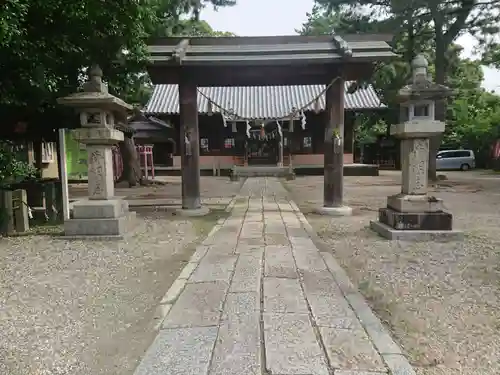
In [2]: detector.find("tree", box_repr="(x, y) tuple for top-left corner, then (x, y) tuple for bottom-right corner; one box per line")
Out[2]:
(307, 0), (500, 179)
(0, 0), (236, 124)
(0, 0), (236, 187)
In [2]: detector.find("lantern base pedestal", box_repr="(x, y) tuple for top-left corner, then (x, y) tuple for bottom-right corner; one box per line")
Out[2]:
(175, 206), (210, 217)
(313, 205), (353, 216)
(63, 198), (136, 239)
(370, 207), (463, 241)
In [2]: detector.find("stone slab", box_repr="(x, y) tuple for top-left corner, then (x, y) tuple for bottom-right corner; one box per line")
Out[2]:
(210, 309), (261, 375)
(292, 246), (328, 272)
(132, 326), (218, 375)
(378, 207), (453, 231)
(263, 313), (329, 375)
(265, 233), (289, 245)
(263, 278), (308, 313)
(370, 220), (464, 241)
(162, 281), (229, 328)
(264, 245), (298, 278)
(230, 254), (262, 292)
(238, 237), (266, 247)
(72, 198), (128, 218)
(223, 292), (260, 317)
(302, 271), (359, 329)
(189, 255), (237, 283)
(63, 212), (135, 237)
(319, 327), (386, 372)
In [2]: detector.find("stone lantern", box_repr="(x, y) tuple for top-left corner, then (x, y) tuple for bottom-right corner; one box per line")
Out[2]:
(370, 54), (463, 241)
(58, 65), (135, 238)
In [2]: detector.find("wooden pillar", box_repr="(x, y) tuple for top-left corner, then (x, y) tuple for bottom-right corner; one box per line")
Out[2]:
(323, 77), (345, 207)
(179, 75), (201, 210)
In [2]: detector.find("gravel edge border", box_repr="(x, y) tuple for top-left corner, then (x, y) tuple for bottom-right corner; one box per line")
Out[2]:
(288, 200), (417, 375)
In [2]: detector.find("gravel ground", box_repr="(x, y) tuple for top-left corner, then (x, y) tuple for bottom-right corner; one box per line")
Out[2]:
(284, 171), (500, 375)
(0, 209), (226, 375)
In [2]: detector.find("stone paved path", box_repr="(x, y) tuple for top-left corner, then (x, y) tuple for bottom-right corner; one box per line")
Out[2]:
(133, 178), (415, 375)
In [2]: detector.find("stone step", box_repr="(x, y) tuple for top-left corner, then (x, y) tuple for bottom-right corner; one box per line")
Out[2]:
(231, 166), (294, 179)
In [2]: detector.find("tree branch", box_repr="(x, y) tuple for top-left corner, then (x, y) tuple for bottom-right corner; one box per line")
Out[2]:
(443, 0), (475, 45)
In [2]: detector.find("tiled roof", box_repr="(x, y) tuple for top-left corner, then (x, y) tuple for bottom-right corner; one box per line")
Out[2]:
(144, 82), (385, 119)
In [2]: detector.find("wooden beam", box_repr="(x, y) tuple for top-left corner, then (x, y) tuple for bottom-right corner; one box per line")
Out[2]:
(147, 63), (372, 86)
(323, 76), (345, 207)
(178, 74), (201, 209)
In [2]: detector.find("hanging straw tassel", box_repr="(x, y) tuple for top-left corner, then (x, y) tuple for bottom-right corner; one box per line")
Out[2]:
(314, 97), (320, 113)
(206, 100), (213, 116)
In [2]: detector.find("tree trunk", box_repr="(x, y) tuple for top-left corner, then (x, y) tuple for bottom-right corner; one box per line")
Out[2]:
(428, 33), (447, 182)
(118, 134), (142, 187)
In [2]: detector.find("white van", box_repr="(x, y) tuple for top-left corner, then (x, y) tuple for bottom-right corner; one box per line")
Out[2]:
(436, 149), (475, 171)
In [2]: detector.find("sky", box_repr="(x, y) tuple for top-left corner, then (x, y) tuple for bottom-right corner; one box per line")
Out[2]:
(201, 0), (500, 93)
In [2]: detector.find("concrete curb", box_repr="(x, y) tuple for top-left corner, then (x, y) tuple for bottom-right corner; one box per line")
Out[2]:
(290, 200), (417, 375)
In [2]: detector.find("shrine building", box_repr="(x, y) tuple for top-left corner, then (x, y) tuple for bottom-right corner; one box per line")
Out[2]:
(141, 82), (387, 172)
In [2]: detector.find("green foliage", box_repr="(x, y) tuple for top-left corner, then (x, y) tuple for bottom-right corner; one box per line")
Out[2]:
(0, 0), (236, 120)
(300, 1), (500, 167)
(354, 115), (388, 146)
(0, 143), (36, 188)
(482, 43), (500, 69)
(446, 90), (500, 164)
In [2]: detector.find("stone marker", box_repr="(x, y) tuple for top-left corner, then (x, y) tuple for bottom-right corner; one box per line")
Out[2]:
(57, 65), (136, 239)
(370, 54), (464, 241)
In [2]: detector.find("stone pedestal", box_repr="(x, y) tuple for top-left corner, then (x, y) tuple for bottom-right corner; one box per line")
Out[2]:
(65, 199), (136, 239)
